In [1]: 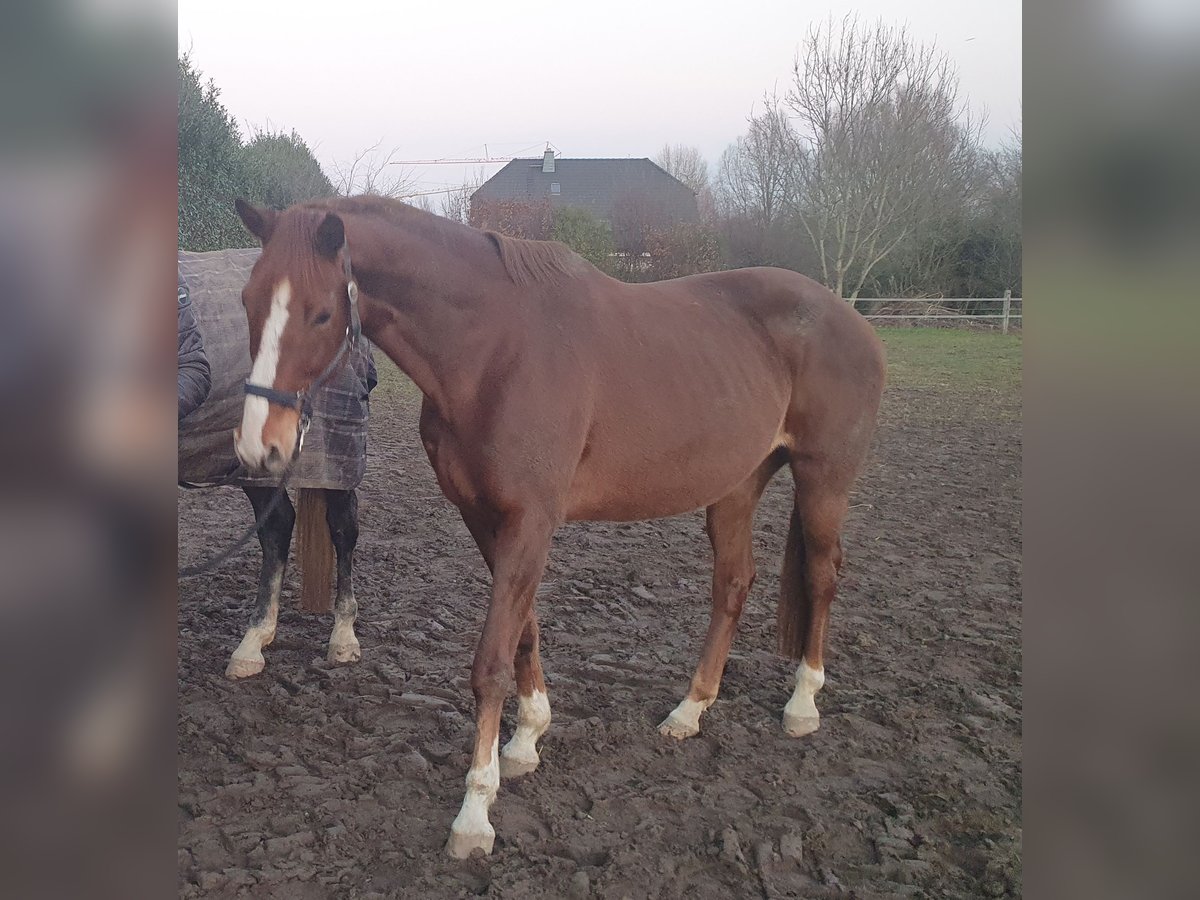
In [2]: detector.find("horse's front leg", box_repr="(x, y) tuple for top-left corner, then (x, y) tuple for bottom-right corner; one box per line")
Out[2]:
(226, 486), (294, 679)
(460, 507), (553, 780)
(446, 506), (556, 858)
(324, 489), (361, 666)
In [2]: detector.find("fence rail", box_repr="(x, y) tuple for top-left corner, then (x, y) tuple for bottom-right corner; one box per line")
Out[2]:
(852, 290), (1022, 333)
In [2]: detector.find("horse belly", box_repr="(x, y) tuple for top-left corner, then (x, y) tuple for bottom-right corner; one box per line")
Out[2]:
(564, 406), (785, 522)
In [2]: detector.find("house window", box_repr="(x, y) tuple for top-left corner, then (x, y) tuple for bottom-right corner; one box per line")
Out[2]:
(550, 182), (561, 195)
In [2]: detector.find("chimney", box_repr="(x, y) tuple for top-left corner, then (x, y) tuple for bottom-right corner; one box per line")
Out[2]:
(542, 148), (555, 173)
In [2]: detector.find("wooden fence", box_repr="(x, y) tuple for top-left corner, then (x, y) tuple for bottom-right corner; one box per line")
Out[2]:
(852, 290), (1022, 333)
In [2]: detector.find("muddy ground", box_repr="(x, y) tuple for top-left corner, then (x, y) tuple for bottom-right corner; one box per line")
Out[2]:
(179, 336), (1021, 899)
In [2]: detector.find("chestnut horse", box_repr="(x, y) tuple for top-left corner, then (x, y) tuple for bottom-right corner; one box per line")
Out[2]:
(232, 195), (885, 858)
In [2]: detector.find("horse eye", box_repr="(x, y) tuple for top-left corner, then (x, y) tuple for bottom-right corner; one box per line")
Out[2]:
(313, 311), (332, 326)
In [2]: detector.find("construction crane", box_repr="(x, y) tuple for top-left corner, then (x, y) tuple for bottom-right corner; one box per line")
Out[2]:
(388, 155), (510, 166)
(389, 142), (558, 167)
(388, 143), (560, 201)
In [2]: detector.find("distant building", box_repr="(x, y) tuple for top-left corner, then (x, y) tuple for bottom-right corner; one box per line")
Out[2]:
(470, 150), (698, 243)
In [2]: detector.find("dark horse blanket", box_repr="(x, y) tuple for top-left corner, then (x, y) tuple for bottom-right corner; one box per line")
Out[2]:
(178, 248), (376, 489)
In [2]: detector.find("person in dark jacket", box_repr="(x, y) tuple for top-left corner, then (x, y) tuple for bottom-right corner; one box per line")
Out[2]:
(178, 272), (211, 420)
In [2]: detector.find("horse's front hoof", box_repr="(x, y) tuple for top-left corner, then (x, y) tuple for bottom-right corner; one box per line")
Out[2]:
(446, 826), (495, 859)
(327, 638), (361, 666)
(782, 713), (820, 737)
(225, 653), (265, 680)
(499, 751), (539, 779)
(658, 715), (699, 740)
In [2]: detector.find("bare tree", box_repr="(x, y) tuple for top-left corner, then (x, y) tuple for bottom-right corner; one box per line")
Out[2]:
(715, 95), (802, 231)
(977, 119), (1022, 293)
(330, 139), (416, 198)
(470, 198), (553, 240)
(786, 16), (983, 298)
(439, 167), (486, 224)
(655, 143), (715, 223)
(654, 144), (709, 193)
(609, 190), (666, 280)
(992, 119), (1022, 223)
(410, 193), (438, 214)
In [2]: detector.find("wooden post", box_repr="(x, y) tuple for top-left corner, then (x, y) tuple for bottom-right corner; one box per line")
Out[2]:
(1002, 289), (1012, 334)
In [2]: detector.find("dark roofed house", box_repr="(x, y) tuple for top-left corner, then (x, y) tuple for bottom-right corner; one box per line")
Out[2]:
(471, 150), (698, 245)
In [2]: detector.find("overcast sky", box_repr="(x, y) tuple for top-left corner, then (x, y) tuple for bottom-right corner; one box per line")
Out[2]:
(178, 0), (1021, 198)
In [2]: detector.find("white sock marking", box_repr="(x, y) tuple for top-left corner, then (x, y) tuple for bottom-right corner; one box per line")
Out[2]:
(236, 278), (290, 465)
(328, 619), (355, 652)
(663, 696), (713, 732)
(501, 689), (551, 765)
(229, 586), (280, 666)
(450, 736), (499, 840)
(783, 657), (825, 721)
(328, 613), (359, 657)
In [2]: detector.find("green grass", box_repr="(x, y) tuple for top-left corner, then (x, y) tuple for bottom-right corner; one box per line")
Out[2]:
(878, 328), (1022, 395)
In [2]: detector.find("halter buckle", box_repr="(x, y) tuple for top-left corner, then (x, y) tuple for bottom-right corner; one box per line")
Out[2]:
(347, 280), (361, 341)
(295, 408), (312, 458)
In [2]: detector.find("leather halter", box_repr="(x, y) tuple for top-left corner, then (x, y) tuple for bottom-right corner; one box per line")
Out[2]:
(243, 242), (362, 455)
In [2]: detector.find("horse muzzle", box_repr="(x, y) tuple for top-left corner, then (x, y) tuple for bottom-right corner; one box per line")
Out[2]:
(233, 419), (297, 476)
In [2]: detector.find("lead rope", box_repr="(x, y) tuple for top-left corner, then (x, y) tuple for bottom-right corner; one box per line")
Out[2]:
(178, 418), (310, 578)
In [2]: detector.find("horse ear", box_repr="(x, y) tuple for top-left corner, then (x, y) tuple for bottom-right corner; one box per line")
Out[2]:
(235, 199), (277, 244)
(314, 212), (345, 260)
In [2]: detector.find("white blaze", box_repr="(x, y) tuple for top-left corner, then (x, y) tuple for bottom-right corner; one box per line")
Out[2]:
(237, 278), (291, 462)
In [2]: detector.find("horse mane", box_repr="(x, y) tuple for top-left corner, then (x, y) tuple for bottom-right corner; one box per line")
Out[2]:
(303, 194), (427, 229)
(483, 231), (588, 287)
(298, 195), (588, 287)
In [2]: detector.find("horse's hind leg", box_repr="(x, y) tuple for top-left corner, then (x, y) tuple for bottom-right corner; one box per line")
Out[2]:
(227, 486), (295, 679)
(500, 614), (551, 778)
(325, 489), (361, 666)
(660, 453), (785, 739)
(778, 324), (882, 736)
(779, 464), (852, 737)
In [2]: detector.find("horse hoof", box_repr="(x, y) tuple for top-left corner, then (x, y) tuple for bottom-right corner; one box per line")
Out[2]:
(499, 752), (539, 779)
(445, 827), (494, 859)
(783, 714), (820, 737)
(327, 640), (361, 666)
(225, 654), (265, 680)
(658, 716), (699, 740)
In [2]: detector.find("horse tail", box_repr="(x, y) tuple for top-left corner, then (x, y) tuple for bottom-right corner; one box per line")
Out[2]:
(297, 489), (335, 613)
(776, 499), (810, 661)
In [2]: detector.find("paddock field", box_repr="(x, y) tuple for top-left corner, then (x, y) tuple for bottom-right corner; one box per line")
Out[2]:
(179, 328), (1022, 898)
